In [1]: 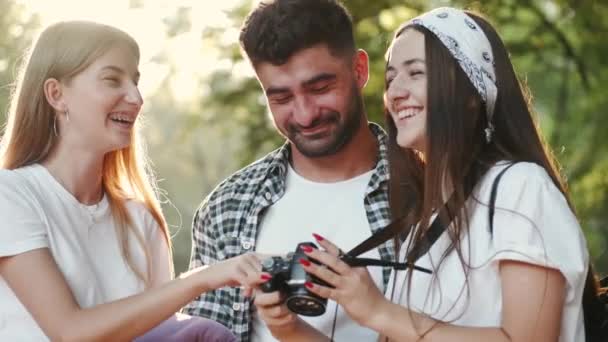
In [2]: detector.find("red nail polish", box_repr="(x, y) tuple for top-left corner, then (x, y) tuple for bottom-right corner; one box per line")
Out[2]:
(299, 258), (311, 267)
(305, 281), (314, 289)
(312, 233), (324, 241)
(261, 274), (272, 280)
(301, 245), (313, 253)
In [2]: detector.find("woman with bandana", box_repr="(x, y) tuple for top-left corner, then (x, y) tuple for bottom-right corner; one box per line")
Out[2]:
(293, 7), (602, 342)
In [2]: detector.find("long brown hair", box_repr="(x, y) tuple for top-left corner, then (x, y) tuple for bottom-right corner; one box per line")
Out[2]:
(385, 11), (605, 337)
(0, 21), (173, 286)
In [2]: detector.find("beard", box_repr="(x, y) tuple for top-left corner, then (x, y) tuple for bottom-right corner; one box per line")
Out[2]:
(286, 84), (365, 158)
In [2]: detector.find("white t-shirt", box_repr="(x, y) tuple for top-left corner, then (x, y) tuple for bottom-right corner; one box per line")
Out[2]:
(386, 162), (588, 342)
(252, 165), (383, 342)
(0, 164), (172, 341)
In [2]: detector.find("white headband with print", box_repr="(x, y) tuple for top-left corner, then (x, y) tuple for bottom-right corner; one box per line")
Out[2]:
(407, 7), (498, 142)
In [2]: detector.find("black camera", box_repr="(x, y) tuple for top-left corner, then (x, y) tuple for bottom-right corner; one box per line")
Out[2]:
(258, 239), (427, 317)
(260, 242), (328, 316)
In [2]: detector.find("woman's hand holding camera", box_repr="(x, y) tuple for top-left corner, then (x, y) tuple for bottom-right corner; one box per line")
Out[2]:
(299, 234), (388, 327)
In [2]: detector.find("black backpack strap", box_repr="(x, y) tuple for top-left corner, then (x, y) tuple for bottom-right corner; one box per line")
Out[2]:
(488, 162), (518, 235)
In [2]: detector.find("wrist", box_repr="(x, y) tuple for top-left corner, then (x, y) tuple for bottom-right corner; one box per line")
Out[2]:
(271, 317), (327, 342)
(366, 299), (430, 341)
(180, 265), (213, 293)
(365, 298), (392, 331)
(268, 316), (300, 339)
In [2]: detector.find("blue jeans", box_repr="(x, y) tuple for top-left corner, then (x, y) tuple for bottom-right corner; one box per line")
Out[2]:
(134, 313), (236, 342)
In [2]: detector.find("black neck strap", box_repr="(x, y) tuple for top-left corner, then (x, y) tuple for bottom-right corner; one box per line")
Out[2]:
(344, 173), (476, 272)
(348, 192), (464, 259)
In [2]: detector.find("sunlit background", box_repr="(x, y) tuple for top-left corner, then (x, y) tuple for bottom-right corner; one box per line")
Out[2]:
(21, 0), (247, 101)
(4, 0), (255, 273)
(1, 0), (607, 274)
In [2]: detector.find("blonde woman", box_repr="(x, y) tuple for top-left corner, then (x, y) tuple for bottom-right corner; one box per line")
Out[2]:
(0, 21), (268, 341)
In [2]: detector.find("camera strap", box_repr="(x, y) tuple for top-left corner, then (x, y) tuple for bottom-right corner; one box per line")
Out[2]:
(330, 172), (474, 342)
(344, 176), (476, 272)
(344, 256), (432, 273)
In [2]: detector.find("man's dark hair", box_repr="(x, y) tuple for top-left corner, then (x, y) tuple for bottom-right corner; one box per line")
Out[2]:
(239, 0), (356, 67)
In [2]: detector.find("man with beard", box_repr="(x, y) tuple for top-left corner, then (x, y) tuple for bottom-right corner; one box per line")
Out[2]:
(183, 1), (394, 341)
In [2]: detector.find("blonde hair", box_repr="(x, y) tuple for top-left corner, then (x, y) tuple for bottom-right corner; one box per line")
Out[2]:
(0, 21), (173, 285)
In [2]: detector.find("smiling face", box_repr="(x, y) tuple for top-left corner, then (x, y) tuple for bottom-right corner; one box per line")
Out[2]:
(255, 44), (367, 158)
(385, 29), (427, 153)
(59, 44), (143, 154)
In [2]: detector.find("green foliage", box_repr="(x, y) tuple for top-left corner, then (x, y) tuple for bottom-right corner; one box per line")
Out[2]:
(0, 0), (605, 275)
(0, 0), (39, 125)
(198, 0), (608, 272)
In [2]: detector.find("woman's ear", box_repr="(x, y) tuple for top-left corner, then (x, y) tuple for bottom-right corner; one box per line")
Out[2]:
(43, 78), (66, 112)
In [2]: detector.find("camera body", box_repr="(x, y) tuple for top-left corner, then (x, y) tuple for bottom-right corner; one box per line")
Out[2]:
(260, 242), (328, 316)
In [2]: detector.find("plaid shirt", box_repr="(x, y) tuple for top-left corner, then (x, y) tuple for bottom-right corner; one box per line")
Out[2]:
(183, 123), (394, 342)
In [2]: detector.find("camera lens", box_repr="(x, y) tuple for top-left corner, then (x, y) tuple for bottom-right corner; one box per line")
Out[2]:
(261, 257), (275, 270)
(285, 293), (327, 317)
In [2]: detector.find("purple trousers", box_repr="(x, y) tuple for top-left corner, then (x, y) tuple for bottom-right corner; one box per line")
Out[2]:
(134, 313), (236, 342)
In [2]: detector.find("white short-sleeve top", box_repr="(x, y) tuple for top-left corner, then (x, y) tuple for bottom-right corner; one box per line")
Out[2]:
(0, 164), (171, 341)
(386, 162), (588, 342)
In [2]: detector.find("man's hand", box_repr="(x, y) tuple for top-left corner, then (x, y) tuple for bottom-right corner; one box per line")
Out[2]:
(254, 290), (299, 336)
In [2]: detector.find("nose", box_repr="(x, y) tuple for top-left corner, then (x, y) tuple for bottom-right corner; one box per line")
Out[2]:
(386, 76), (409, 112)
(292, 95), (319, 127)
(125, 83), (144, 108)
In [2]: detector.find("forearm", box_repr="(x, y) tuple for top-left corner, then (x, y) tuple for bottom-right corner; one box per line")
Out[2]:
(61, 267), (214, 342)
(368, 300), (511, 342)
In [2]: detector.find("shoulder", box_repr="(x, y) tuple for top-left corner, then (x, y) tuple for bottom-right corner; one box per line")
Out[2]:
(0, 167), (48, 254)
(474, 161), (578, 240)
(481, 161), (559, 198)
(489, 161), (552, 183)
(479, 161), (579, 235)
(0, 169), (20, 189)
(474, 162), (588, 292)
(0, 167), (30, 187)
(502, 162), (552, 182)
(367, 122), (390, 182)
(369, 122), (388, 147)
(220, 146), (286, 190)
(196, 146), (287, 213)
(0, 166), (40, 202)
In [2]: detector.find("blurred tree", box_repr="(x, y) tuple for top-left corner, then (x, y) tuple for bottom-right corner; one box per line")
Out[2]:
(0, 0), (40, 125)
(0, 0), (604, 275)
(193, 0), (608, 273)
